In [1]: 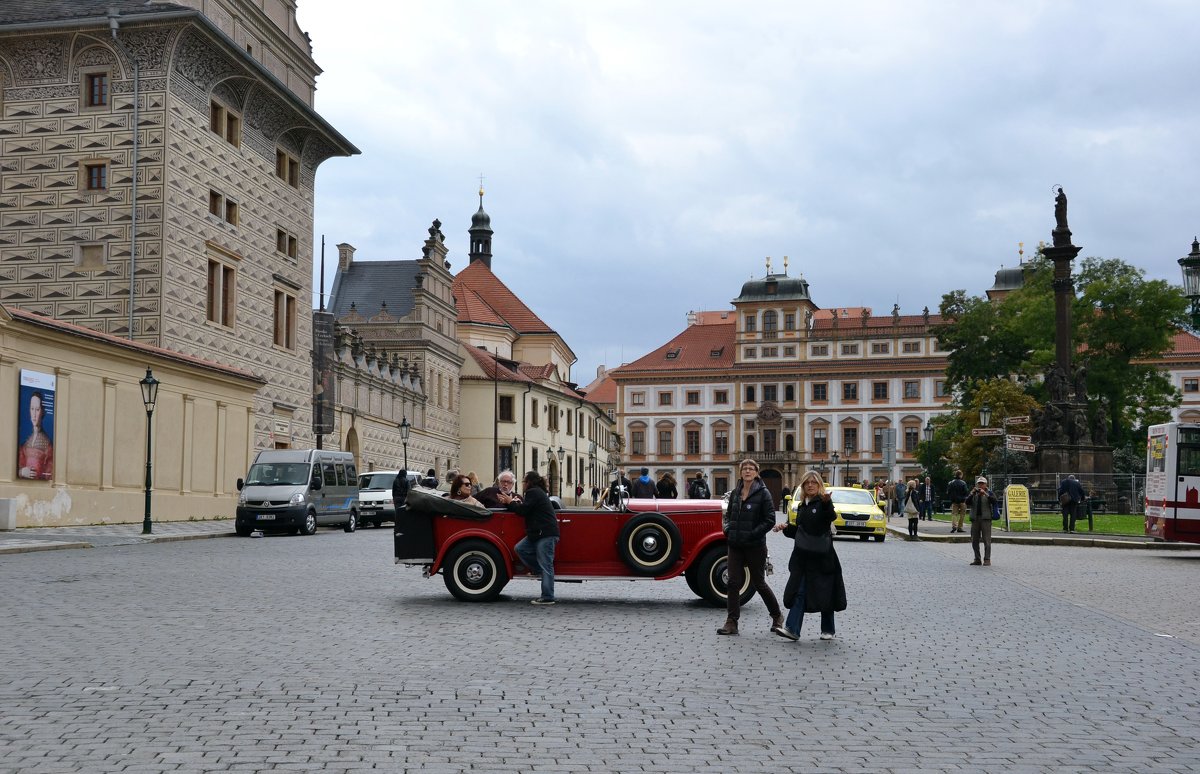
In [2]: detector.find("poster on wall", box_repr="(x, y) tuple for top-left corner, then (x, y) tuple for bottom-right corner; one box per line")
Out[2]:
(18, 369), (55, 480)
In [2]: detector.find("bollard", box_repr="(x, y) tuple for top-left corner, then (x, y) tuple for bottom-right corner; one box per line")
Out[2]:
(0, 498), (15, 531)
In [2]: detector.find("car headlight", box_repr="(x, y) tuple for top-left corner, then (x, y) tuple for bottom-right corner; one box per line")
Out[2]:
(237, 491), (246, 506)
(289, 492), (304, 505)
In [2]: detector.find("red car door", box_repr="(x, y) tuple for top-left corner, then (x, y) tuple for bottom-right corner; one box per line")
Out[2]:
(552, 508), (625, 575)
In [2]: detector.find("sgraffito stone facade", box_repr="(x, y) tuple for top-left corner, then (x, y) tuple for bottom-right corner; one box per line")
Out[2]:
(0, 1), (357, 452)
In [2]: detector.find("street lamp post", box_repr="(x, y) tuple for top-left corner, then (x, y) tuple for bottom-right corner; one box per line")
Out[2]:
(399, 416), (411, 472)
(588, 442), (597, 490)
(842, 443), (855, 486)
(139, 368), (159, 535)
(830, 451), (840, 487)
(556, 445), (566, 498)
(815, 459), (828, 485)
(1179, 238), (1200, 329)
(512, 437), (521, 473)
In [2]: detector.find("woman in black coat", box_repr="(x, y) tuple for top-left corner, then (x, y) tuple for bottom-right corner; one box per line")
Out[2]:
(773, 469), (847, 641)
(656, 472), (677, 499)
(718, 459), (784, 636)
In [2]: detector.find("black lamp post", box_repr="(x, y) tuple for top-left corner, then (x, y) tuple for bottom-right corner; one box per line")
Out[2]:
(588, 442), (597, 488)
(923, 420), (934, 444)
(139, 368), (159, 535)
(556, 445), (566, 498)
(512, 437), (521, 473)
(842, 443), (855, 486)
(830, 451), (840, 487)
(815, 458), (828, 484)
(979, 403), (993, 481)
(399, 416), (410, 472)
(1179, 238), (1200, 329)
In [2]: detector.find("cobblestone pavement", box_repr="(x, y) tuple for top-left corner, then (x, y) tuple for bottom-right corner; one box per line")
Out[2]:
(1, 526), (1198, 773)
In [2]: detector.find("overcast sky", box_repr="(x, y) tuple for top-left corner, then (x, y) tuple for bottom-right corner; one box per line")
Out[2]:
(297, 1), (1198, 387)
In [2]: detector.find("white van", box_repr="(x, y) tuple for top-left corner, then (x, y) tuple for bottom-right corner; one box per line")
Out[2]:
(236, 449), (359, 536)
(357, 469), (420, 528)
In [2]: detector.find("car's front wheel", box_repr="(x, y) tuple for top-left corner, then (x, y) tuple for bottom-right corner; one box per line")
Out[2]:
(235, 522), (252, 537)
(298, 510), (318, 536)
(343, 510), (357, 533)
(874, 534), (885, 542)
(691, 546), (755, 608)
(443, 540), (509, 602)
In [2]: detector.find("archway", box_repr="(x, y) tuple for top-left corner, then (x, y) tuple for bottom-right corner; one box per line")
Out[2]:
(547, 459), (559, 499)
(345, 427), (360, 471)
(760, 468), (783, 511)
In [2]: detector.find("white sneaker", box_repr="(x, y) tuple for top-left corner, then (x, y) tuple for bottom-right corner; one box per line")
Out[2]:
(820, 632), (834, 641)
(530, 598), (556, 606)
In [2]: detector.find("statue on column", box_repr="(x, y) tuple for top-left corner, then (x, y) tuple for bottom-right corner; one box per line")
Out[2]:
(1045, 365), (1068, 402)
(1041, 402), (1066, 444)
(1070, 408), (1090, 445)
(1072, 364), (1088, 401)
(1091, 399), (1110, 446)
(1054, 187), (1068, 230)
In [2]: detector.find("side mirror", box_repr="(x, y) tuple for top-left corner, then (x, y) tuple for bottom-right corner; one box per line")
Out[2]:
(236, 477), (244, 491)
(310, 476), (322, 491)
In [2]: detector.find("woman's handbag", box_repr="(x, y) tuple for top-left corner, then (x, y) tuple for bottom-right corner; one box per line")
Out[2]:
(904, 496), (919, 517)
(794, 528), (832, 554)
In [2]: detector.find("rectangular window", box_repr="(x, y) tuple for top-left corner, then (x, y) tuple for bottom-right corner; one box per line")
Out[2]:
(783, 346), (795, 357)
(632, 430), (645, 455)
(210, 100), (241, 147)
(745, 419), (756, 430)
(762, 346), (778, 357)
(276, 149), (300, 187)
(744, 347), (757, 358)
(842, 382), (858, 401)
(686, 390), (700, 405)
(225, 198), (238, 226)
(904, 380), (920, 399)
(273, 289), (297, 349)
(763, 385), (777, 402)
(903, 341), (921, 353)
(498, 395), (514, 421)
(210, 101), (223, 134)
(812, 383), (827, 402)
(745, 315), (757, 332)
(686, 429), (700, 455)
(811, 344), (829, 356)
(842, 427), (858, 453)
(85, 72), (109, 107)
(75, 243), (106, 270)
(84, 162), (107, 191)
(548, 405), (559, 432)
(631, 392), (645, 406)
(904, 427), (919, 452)
(1185, 378), (1199, 393)
(745, 386), (756, 403)
(873, 426), (884, 453)
(935, 380), (949, 398)
(209, 190), (222, 217)
(841, 343), (859, 356)
(813, 428), (827, 453)
(714, 390), (728, 405)
(872, 382), (888, 400)
(206, 259), (235, 327)
(276, 229), (299, 259)
(714, 429), (729, 455)
(784, 385), (795, 402)
(225, 113), (240, 147)
(531, 398), (539, 426)
(784, 313), (796, 330)
(871, 342), (890, 354)
(658, 429), (673, 455)
(659, 392), (672, 406)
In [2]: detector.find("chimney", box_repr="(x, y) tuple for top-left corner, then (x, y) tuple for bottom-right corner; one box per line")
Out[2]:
(686, 310), (698, 326)
(337, 243), (355, 271)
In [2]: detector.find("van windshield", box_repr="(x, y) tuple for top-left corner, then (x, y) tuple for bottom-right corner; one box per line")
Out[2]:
(359, 472), (397, 491)
(245, 463), (311, 487)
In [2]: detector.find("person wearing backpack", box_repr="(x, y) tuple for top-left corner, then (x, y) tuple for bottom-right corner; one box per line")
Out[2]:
(946, 469), (969, 533)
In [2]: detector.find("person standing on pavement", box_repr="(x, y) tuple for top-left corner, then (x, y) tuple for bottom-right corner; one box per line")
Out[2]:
(1057, 474), (1086, 533)
(772, 470), (846, 641)
(947, 469), (969, 533)
(904, 479), (921, 537)
(967, 476), (999, 566)
(630, 467), (657, 498)
(498, 471), (559, 605)
(392, 468), (410, 514)
(919, 476), (936, 521)
(717, 459), (785, 637)
(656, 471), (678, 499)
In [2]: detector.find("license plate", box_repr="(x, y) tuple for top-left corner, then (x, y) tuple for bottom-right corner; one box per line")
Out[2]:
(256, 514), (276, 521)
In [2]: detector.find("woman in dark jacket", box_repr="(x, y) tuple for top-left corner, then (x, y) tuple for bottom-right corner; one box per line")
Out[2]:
(773, 470), (847, 641)
(656, 472), (677, 499)
(499, 471), (560, 605)
(718, 459), (784, 636)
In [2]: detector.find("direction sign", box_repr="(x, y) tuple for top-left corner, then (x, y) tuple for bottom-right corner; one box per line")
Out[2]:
(971, 427), (1004, 436)
(1007, 440), (1036, 452)
(1005, 415), (1030, 425)
(1008, 434), (1032, 443)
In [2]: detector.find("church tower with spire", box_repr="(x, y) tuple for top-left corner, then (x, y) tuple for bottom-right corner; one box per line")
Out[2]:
(468, 184), (494, 268)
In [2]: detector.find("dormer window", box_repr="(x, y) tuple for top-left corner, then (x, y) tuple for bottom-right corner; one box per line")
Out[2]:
(710, 347), (724, 357)
(665, 347), (681, 360)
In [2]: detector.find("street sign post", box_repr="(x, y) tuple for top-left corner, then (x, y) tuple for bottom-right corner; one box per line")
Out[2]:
(1008, 434), (1032, 444)
(1005, 416), (1030, 425)
(1006, 440), (1036, 453)
(971, 427), (1004, 436)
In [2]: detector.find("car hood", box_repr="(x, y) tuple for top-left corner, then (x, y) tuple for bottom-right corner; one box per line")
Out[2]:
(241, 484), (304, 500)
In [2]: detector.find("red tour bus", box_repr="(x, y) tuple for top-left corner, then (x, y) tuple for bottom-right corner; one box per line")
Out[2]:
(1145, 422), (1200, 542)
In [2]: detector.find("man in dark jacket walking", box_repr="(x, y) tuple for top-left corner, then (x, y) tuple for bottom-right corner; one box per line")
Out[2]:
(946, 470), (969, 533)
(391, 468), (410, 514)
(1057, 474), (1086, 533)
(629, 468), (657, 498)
(500, 472), (560, 605)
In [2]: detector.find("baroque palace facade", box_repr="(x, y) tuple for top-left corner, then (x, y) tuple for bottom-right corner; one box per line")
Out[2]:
(0, 0), (357, 451)
(609, 267), (951, 504)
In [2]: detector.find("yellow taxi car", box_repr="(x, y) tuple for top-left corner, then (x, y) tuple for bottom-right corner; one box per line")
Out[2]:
(788, 486), (887, 542)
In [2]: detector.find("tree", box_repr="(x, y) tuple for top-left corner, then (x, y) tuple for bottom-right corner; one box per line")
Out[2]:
(937, 255), (1188, 446)
(945, 379), (1040, 479)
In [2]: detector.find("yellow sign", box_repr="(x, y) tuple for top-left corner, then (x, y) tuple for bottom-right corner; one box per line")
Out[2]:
(1005, 484), (1031, 527)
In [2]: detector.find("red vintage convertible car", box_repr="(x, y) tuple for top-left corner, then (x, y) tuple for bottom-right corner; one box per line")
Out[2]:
(394, 490), (755, 606)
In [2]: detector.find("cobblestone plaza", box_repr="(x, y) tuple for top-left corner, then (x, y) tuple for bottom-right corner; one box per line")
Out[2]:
(2, 529), (1198, 772)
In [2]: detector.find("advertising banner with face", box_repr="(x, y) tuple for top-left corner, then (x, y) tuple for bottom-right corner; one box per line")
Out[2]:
(18, 369), (55, 480)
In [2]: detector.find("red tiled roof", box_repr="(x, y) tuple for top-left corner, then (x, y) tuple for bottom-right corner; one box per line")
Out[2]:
(615, 322), (736, 373)
(5, 306), (264, 383)
(518, 363), (556, 380)
(454, 261), (553, 333)
(692, 311), (736, 325)
(1169, 329), (1200, 355)
(580, 372), (616, 404)
(461, 345), (533, 383)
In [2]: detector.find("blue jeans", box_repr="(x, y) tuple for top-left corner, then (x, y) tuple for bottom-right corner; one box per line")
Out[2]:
(515, 535), (558, 601)
(785, 575), (834, 636)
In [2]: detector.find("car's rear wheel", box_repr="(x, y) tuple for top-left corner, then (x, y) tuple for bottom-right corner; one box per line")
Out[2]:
(617, 514), (683, 576)
(343, 510), (357, 533)
(443, 540), (509, 602)
(692, 546), (754, 608)
(298, 511), (318, 536)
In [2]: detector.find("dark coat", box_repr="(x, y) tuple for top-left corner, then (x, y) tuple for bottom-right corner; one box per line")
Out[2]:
(391, 470), (410, 511)
(606, 476), (633, 506)
(630, 475), (657, 499)
(782, 495), (847, 613)
(946, 477), (969, 504)
(507, 485), (559, 542)
(966, 487), (999, 522)
(656, 477), (677, 499)
(724, 478), (776, 547)
(1057, 477), (1085, 505)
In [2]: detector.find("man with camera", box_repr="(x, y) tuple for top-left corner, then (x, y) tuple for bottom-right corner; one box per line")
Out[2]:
(966, 476), (999, 566)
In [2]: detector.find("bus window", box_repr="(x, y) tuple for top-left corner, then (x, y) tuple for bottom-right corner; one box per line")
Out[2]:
(1148, 437), (1166, 473)
(335, 463), (347, 486)
(323, 462), (337, 487)
(1178, 446), (1200, 477)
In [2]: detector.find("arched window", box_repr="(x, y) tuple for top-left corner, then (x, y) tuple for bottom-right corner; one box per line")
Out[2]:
(746, 435), (756, 453)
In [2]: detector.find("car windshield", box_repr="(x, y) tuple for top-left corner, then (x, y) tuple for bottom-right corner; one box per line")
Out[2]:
(245, 462), (311, 486)
(830, 489), (878, 506)
(358, 472), (397, 491)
